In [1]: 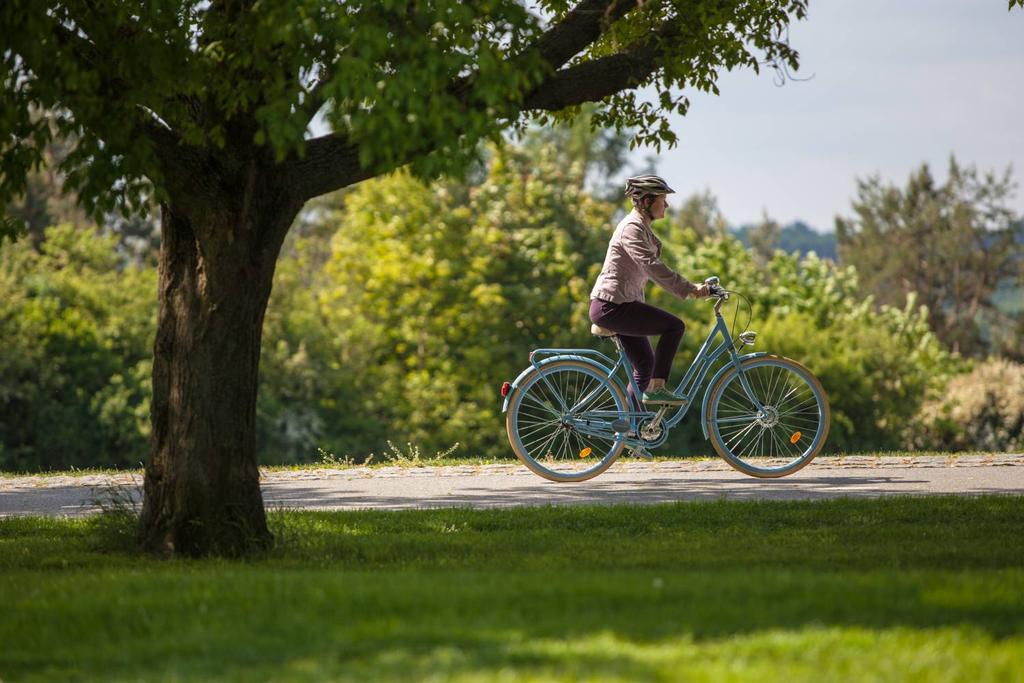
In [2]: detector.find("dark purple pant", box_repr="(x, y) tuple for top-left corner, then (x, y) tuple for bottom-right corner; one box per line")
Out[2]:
(589, 298), (686, 409)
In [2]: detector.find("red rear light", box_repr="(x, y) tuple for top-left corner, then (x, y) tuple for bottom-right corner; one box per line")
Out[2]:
(501, 381), (511, 397)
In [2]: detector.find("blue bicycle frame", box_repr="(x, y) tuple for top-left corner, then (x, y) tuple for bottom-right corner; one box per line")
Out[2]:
(504, 300), (767, 451)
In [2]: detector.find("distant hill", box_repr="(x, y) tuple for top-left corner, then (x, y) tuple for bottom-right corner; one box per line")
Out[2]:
(731, 221), (838, 260)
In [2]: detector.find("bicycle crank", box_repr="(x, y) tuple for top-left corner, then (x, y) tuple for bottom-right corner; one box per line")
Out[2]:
(639, 407), (669, 441)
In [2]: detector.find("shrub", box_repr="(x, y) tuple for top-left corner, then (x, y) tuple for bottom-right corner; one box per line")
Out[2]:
(0, 225), (155, 470)
(917, 358), (1024, 452)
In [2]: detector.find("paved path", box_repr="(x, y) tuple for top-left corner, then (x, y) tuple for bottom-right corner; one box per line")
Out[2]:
(2, 455), (1022, 517)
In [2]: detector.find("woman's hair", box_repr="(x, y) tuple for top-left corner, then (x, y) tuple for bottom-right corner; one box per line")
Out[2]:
(631, 194), (656, 213)
(625, 174), (675, 216)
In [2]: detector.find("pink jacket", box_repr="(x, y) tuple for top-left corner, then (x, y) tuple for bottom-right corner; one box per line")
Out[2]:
(590, 209), (698, 303)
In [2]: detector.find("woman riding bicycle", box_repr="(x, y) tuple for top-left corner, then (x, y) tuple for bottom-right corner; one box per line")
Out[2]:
(589, 174), (711, 409)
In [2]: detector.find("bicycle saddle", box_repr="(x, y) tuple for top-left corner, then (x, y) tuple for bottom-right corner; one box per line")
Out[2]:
(590, 324), (616, 337)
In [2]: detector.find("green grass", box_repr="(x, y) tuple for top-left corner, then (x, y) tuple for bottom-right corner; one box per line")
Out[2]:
(2, 496), (1023, 681)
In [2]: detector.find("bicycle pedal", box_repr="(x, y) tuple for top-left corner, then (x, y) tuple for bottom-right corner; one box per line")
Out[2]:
(630, 447), (653, 460)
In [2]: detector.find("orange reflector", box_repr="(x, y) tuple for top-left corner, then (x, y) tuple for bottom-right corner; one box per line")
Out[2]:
(790, 431), (802, 444)
(579, 447), (592, 458)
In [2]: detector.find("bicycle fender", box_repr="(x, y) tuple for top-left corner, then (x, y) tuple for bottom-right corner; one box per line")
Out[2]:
(501, 354), (622, 414)
(700, 352), (768, 439)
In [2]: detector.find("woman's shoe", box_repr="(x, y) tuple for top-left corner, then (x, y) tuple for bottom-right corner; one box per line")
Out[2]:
(641, 387), (687, 405)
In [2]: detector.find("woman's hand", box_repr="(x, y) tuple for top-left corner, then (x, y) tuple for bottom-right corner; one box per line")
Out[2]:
(694, 283), (711, 298)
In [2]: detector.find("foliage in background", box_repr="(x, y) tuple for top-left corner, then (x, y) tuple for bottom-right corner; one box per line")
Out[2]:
(3, 140), (1023, 469)
(256, 219), (365, 464)
(261, 145), (974, 460)
(0, 225), (154, 470)
(917, 358), (1024, 452)
(259, 141), (614, 462)
(515, 103), (637, 202)
(3, 112), (160, 264)
(4, 119), (89, 248)
(836, 157), (1024, 359)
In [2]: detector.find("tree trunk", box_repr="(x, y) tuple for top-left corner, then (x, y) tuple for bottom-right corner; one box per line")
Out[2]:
(139, 182), (298, 557)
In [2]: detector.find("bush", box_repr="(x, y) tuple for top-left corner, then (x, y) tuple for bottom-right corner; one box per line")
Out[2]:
(917, 358), (1024, 452)
(0, 225), (155, 470)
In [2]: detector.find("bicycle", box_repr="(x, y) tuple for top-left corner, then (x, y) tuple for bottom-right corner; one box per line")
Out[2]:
(500, 277), (831, 482)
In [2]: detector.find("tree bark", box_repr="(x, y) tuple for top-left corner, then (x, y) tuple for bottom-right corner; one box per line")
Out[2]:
(139, 167), (299, 557)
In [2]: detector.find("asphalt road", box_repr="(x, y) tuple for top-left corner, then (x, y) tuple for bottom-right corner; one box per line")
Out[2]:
(2, 455), (1022, 517)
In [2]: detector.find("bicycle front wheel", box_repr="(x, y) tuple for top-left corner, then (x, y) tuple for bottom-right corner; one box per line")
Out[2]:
(705, 355), (830, 478)
(505, 359), (628, 482)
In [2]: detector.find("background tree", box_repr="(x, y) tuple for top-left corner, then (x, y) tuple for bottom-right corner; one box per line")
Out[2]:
(664, 189), (729, 241)
(776, 220), (836, 259)
(5, 123), (89, 247)
(2, 117), (160, 262)
(2, 0), (807, 555)
(517, 103), (635, 200)
(316, 141), (612, 458)
(746, 210), (781, 265)
(836, 158), (1023, 357)
(733, 219), (838, 259)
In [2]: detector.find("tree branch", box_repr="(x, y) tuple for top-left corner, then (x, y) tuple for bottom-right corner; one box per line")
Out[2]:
(520, 26), (675, 111)
(285, 134), (370, 201)
(292, 0), (644, 201)
(447, 0), (638, 102)
(531, 0), (638, 70)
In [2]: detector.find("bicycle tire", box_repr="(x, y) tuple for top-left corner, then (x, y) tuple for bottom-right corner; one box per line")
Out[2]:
(506, 359), (629, 482)
(705, 355), (830, 478)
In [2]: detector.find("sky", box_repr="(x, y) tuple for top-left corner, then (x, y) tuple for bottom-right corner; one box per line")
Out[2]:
(650, 0), (1024, 232)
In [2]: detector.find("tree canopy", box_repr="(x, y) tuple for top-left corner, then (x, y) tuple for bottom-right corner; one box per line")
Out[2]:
(3, 0), (806, 229)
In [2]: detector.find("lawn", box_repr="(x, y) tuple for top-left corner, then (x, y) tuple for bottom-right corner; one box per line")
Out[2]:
(2, 496), (1023, 681)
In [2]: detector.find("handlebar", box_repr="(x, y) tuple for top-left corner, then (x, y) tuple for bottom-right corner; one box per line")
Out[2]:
(701, 276), (752, 339)
(703, 276), (728, 300)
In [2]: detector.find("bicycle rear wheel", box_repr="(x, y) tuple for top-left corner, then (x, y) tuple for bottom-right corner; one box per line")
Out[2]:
(505, 359), (628, 482)
(705, 355), (830, 478)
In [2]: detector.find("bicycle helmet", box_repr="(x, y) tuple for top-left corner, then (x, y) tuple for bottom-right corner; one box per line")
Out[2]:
(624, 174), (675, 200)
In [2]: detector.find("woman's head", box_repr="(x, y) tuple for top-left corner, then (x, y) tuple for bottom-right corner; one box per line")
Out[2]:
(624, 174), (675, 220)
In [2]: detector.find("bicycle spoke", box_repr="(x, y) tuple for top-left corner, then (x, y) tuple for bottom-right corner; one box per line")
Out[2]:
(521, 390), (560, 418)
(711, 359), (828, 475)
(510, 362), (628, 478)
(517, 420), (560, 446)
(724, 418), (760, 449)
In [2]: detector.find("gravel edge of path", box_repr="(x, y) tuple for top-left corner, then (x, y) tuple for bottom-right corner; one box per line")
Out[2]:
(2, 454), (1022, 491)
